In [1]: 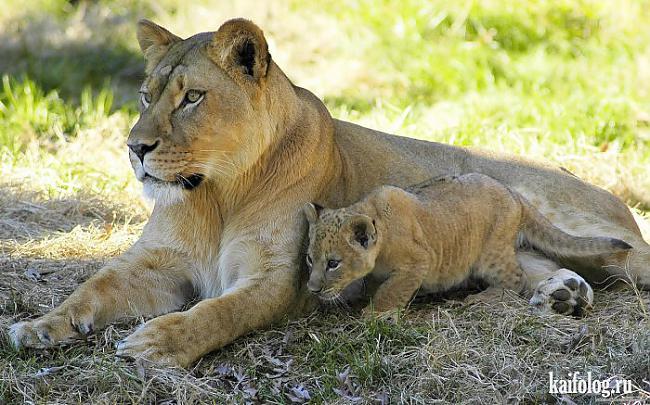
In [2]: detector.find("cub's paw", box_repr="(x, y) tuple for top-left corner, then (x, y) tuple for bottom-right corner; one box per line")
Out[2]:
(9, 307), (95, 349)
(464, 287), (508, 305)
(362, 307), (401, 323)
(529, 269), (593, 316)
(116, 313), (196, 368)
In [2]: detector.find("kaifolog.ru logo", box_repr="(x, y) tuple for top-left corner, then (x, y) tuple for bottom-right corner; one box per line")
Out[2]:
(548, 371), (634, 399)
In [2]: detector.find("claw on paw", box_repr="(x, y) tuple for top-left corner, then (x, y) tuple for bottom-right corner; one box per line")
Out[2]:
(8, 311), (92, 350)
(113, 314), (194, 368)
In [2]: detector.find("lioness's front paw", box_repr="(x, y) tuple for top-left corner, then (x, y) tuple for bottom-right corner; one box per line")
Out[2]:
(529, 269), (594, 316)
(9, 307), (95, 349)
(115, 313), (196, 368)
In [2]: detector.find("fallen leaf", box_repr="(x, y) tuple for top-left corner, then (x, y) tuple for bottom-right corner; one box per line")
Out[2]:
(34, 366), (65, 378)
(25, 267), (43, 282)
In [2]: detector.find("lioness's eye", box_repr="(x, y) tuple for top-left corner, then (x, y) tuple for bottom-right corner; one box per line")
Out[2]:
(140, 91), (151, 108)
(306, 255), (313, 267)
(327, 260), (340, 270)
(184, 89), (204, 104)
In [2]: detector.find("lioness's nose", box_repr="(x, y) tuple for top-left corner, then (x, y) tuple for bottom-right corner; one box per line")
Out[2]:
(128, 140), (159, 163)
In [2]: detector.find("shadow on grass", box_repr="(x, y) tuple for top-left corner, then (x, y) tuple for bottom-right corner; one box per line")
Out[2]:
(0, 255), (102, 319)
(0, 42), (143, 105)
(0, 4), (145, 106)
(0, 183), (144, 323)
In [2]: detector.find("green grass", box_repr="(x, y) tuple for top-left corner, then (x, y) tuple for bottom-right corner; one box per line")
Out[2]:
(1, 0), (650, 403)
(318, 0), (650, 153)
(0, 76), (119, 153)
(1, 0), (649, 203)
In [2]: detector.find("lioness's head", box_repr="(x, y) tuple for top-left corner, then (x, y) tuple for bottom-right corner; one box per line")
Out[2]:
(127, 18), (283, 204)
(303, 203), (380, 300)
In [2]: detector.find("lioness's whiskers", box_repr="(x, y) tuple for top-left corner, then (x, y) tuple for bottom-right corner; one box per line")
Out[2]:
(190, 161), (237, 176)
(199, 156), (237, 169)
(176, 173), (190, 186)
(198, 164), (235, 177)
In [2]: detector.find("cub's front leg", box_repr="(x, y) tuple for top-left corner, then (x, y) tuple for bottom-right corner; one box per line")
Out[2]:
(364, 264), (427, 316)
(10, 246), (194, 349)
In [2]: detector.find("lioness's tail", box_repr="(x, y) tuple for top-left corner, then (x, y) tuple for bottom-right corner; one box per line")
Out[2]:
(515, 193), (632, 257)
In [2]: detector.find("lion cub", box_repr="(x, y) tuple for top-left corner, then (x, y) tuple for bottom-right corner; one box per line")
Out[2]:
(303, 173), (631, 314)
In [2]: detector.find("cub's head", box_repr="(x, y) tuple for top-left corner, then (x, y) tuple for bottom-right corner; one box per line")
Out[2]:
(127, 18), (280, 204)
(303, 203), (380, 301)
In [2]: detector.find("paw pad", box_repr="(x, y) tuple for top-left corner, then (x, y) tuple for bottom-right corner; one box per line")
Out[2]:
(550, 289), (571, 301)
(563, 278), (579, 290)
(551, 301), (571, 314)
(529, 270), (594, 317)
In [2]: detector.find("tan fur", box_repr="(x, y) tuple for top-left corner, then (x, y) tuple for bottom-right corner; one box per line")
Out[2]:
(303, 174), (631, 313)
(9, 19), (650, 367)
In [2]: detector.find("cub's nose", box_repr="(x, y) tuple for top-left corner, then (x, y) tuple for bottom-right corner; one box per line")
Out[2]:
(128, 140), (159, 163)
(307, 283), (322, 294)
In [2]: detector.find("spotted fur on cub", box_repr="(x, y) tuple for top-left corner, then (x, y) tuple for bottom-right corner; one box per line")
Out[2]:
(304, 174), (631, 315)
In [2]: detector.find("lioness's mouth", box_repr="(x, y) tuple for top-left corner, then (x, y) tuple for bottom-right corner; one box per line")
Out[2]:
(175, 173), (205, 190)
(143, 173), (205, 190)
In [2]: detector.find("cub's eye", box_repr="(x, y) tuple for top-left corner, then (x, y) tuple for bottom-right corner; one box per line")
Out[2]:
(184, 89), (204, 105)
(327, 260), (340, 271)
(306, 255), (313, 267)
(140, 91), (151, 108)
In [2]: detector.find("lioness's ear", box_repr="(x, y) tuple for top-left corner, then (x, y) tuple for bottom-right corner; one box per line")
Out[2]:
(137, 19), (181, 72)
(346, 215), (377, 249)
(303, 203), (324, 224)
(209, 18), (270, 82)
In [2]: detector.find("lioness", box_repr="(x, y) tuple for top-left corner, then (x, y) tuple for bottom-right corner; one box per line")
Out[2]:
(303, 174), (631, 316)
(9, 19), (650, 367)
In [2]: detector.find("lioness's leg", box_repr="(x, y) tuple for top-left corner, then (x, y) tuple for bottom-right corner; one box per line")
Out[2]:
(10, 247), (193, 349)
(115, 269), (297, 367)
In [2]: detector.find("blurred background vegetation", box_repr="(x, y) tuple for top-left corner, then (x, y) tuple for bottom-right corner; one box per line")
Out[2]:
(1, 0), (649, 210)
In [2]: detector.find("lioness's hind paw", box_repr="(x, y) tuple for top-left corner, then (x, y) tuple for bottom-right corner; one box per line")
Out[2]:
(529, 269), (593, 316)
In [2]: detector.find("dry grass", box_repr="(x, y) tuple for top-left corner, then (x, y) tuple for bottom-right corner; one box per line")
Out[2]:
(2, 263), (649, 403)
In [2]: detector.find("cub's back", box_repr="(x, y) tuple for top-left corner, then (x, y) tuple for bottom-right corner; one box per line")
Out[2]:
(364, 174), (521, 290)
(405, 173), (517, 217)
(394, 173), (521, 254)
(375, 174), (520, 258)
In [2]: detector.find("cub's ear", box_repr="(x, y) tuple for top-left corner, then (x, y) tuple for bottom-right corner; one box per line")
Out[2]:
(209, 18), (270, 82)
(303, 203), (324, 224)
(136, 19), (181, 73)
(346, 215), (377, 249)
